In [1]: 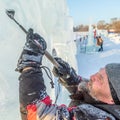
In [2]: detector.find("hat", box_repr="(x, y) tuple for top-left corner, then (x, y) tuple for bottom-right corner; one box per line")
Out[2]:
(105, 63), (120, 104)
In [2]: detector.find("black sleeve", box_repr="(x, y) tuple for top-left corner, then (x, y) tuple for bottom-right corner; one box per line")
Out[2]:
(19, 68), (48, 107)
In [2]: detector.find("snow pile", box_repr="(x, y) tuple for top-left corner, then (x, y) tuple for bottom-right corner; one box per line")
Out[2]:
(108, 33), (120, 44)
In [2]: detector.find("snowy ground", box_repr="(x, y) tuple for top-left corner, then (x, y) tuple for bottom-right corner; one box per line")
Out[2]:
(76, 35), (120, 79)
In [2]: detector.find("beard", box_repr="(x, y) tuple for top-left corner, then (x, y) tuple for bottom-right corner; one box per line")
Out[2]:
(78, 80), (102, 104)
(78, 80), (89, 93)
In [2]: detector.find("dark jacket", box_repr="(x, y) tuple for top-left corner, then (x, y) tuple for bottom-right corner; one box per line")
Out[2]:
(19, 68), (120, 120)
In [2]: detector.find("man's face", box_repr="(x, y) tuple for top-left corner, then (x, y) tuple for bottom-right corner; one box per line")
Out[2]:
(87, 68), (113, 102)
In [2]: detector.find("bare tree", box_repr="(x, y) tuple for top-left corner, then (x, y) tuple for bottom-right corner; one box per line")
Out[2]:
(73, 17), (120, 33)
(97, 20), (106, 29)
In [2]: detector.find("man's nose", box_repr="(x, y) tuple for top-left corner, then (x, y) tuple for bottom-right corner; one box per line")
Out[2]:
(90, 74), (97, 82)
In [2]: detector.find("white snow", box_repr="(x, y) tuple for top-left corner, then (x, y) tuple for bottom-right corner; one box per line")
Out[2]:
(0, 0), (120, 120)
(76, 35), (120, 78)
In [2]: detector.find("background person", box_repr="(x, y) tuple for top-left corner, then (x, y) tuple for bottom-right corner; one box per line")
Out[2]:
(96, 36), (103, 52)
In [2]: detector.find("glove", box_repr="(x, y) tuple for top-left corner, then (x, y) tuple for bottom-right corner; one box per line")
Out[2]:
(52, 57), (71, 78)
(16, 28), (47, 72)
(52, 57), (80, 85)
(25, 28), (47, 54)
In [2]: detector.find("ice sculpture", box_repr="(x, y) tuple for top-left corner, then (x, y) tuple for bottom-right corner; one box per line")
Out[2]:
(0, 0), (76, 120)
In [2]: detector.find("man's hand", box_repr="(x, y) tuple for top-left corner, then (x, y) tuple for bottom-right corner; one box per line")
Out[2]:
(16, 28), (47, 72)
(25, 28), (47, 54)
(52, 57), (71, 78)
(52, 57), (80, 85)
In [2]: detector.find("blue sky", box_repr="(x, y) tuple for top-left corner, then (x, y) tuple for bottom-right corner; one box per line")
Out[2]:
(67, 0), (120, 25)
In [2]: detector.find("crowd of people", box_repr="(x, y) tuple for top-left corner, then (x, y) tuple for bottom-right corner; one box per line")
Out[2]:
(74, 33), (104, 53)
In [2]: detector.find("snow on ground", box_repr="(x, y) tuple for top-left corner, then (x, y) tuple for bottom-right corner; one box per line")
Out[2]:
(76, 35), (120, 79)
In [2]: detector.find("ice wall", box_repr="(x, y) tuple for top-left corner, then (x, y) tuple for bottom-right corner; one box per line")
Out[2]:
(0, 0), (76, 119)
(87, 24), (94, 46)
